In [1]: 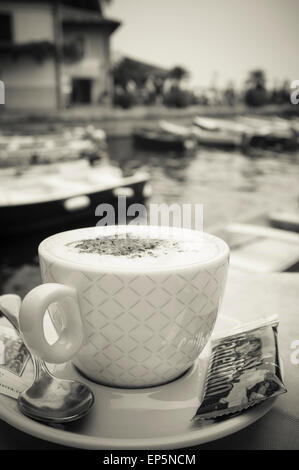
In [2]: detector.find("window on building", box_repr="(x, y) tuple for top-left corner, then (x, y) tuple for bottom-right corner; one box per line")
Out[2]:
(0, 13), (13, 43)
(63, 36), (85, 62)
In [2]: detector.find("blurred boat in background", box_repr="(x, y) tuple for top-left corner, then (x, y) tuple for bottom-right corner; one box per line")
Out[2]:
(158, 120), (191, 137)
(240, 116), (298, 152)
(192, 116), (247, 149)
(137, 115), (299, 152)
(0, 159), (150, 236)
(156, 117), (244, 149)
(268, 211), (299, 232)
(193, 116), (247, 134)
(132, 126), (196, 152)
(193, 117), (221, 132)
(192, 126), (242, 149)
(193, 115), (299, 152)
(0, 126), (108, 167)
(213, 220), (299, 273)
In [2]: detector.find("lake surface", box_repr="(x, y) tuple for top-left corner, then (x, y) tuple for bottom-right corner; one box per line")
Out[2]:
(1, 136), (299, 297)
(109, 137), (299, 229)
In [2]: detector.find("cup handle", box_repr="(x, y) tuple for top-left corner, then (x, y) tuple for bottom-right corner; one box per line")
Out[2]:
(19, 283), (83, 364)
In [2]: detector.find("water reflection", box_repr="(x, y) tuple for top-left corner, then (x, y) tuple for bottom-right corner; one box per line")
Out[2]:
(109, 137), (299, 225)
(1, 137), (299, 296)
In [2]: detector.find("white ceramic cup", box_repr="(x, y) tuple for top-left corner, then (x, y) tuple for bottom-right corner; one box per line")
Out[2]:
(19, 226), (229, 388)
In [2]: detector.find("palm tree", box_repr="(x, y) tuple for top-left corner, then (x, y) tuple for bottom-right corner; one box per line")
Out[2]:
(244, 69), (268, 107)
(246, 69), (266, 90)
(169, 66), (189, 82)
(168, 66), (189, 90)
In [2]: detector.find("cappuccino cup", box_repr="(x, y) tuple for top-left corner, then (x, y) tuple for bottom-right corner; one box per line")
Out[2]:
(19, 225), (229, 388)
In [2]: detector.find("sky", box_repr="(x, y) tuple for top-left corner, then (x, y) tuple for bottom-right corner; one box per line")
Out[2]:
(106, 0), (299, 89)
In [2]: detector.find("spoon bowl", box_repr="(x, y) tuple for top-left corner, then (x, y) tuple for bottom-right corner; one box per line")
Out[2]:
(18, 358), (94, 423)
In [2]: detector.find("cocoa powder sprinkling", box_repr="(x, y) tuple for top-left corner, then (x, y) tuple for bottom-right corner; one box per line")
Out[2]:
(67, 234), (182, 258)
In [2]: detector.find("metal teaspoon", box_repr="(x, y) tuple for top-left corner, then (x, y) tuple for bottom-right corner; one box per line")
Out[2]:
(0, 294), (94, 424)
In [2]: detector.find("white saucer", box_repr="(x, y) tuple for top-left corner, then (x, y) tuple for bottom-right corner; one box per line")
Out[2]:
(0, 315), (276, 450)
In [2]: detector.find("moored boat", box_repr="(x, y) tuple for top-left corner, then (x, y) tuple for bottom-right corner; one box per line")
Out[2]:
(193, 115), (299, 152)
(268, 211), (299, 232)
(132, 127), (196, 151)
(0, 160), (150, 236)
(0, 126), (108, 167)
(158, 120), (191, 137)
(191, 125), (243, 149)
(193, 117), (221, 132)
(239, 116), (298, 152)
(193, 116), (248, 134)
(211, 214), (299, 272)
(192, 116), (246, 149)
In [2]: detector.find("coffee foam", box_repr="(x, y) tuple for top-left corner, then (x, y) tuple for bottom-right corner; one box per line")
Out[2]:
(40, 226), (227, 271)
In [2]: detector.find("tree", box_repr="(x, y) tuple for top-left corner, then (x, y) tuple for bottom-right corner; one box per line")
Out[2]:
(113, 57), (168, 89)
(168, 66), (189, 87)
(244, 69), (268, 107)
(246, 69), (266, 89)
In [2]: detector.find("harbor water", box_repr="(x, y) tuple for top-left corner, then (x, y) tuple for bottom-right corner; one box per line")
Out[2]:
(1, 136), (299, 297)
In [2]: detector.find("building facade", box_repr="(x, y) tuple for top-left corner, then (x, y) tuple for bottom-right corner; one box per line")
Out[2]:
(0, 0), (120, 109)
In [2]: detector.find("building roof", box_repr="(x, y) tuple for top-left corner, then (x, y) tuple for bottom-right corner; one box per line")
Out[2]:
(61, 1), (102, 13)
(121, 57), (170, 76)
(61, 5), (120, 33)
(6, 1), (103, 13)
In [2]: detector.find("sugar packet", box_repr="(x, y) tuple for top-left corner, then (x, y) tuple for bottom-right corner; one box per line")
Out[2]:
(193, 316), (286, 421)
(0, 325), (34, 399)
